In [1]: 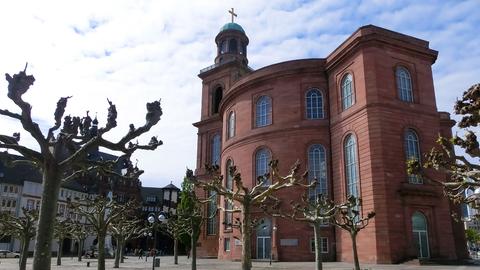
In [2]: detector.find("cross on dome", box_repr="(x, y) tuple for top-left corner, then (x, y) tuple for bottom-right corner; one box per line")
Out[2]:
(228, 8), (237, 23)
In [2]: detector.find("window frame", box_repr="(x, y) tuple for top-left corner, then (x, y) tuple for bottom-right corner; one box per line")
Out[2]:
(344, 134), (359, 197)
(405, 129), (422, 184)
(308, 144), (328, 198)
(255, 148), (272, 186)
(255, 95), (272, 128)
(396, 66), (414, 102)
(341, 73), (354, 110)
(310, 237), (328, 253)
(305, 88), (324, 119)
(211, 134), (221, 166)
(227, 111), (235, 139)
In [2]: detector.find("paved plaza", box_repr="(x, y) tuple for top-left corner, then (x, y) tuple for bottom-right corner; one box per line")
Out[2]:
(1, 256), (479, 270)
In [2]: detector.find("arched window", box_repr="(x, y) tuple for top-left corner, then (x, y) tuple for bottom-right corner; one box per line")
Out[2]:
(211, 134), (221, 166)
(405, 129), (422, 184)
(341, 74), (354, 110)
(212, 87), (223, 114)
(255, 148), (271, 186)
(306, 89), (324, 119)
(344, 134), (359, 197)
(206, 190), (217, 235)
(308, 144), (327, 199)
(229, 39), (238, 53)
(224, 160), (234, 228)
(255, 96), (272, 127)
(412, 212), (429, 258)
(396, 67), (413, 102)
(227, 111), (235, 139)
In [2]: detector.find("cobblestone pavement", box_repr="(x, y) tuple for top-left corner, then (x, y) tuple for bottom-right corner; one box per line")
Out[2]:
(0, 256), (479, 270)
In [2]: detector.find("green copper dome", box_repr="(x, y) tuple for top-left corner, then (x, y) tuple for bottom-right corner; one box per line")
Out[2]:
(219, 22), (245, 34)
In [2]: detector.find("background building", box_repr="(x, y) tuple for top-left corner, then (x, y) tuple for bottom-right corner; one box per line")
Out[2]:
(194, 22), (468, 263)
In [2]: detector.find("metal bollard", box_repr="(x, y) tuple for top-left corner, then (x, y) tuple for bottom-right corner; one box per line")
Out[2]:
(87, 261), (90, 267)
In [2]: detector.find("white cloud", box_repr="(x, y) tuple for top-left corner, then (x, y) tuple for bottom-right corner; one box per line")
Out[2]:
(0, 0), (478, 188)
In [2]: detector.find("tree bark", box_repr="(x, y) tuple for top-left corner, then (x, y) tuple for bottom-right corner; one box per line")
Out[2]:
(241, 205), (252, 270)
(77, 239), (83, 262)
(174, 237), (178, 264)
(313, 222), (323, 270)
(19, 237), (30, 270)
(120, 241), (125, 263)
(56, 239), (63, 265)
(97, 232), (106, 270)
(113, 241), (121, 268)
(191, 227), (197, 270)
(33, 167), (61, 270)
(351, 232), (360, 270)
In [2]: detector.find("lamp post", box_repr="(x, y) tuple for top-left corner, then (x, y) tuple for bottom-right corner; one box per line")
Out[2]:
(270, 225), (277, 265)
(147, 212), (167, 270)
(143, 232), (152, 262)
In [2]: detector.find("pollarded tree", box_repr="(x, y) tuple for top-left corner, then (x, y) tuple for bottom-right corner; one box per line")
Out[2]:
(53, 217), (73, 266)
(262, 192), (337, 270)
(0, 208), (38, 270)
(109, 212), (144, 268)
(409, 84), (480, 215)
(201, 160), (310, 270)
(0, 66), (162, 270)
(177, 169), (207, 270)
(164, 214), (188, 265)
(331, 196), (375, 270)
(68, 196), (134, 270)
(69, 220), (91, 262)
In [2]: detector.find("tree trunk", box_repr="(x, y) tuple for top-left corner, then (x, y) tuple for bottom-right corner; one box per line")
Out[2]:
(113, 240), (121, 268)
(19, 237), (30, 270)
(241, 205), (252, 270)
(191, 227), (197, 270)
(351, 232), (360, 270)
(120, 241), (125, 263)
(174, 237), (178, 264)
(33, 167), (61, 270)
(77, 239), (83, 262)
(313, 222), (323, 270)
(57, 239), (63, 265)
(97, 232), (106, 270)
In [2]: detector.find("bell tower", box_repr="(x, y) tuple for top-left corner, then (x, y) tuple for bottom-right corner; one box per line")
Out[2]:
(214, 8), (249, 65)
(194, 9), (253, 258)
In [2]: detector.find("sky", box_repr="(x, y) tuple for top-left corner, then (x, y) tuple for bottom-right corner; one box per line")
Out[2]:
(0, 0), (479, 189)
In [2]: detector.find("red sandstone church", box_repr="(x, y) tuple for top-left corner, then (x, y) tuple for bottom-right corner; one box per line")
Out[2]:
(193, 17), (467, 264)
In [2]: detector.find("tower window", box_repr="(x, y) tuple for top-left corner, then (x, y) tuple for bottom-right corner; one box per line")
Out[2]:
(211, 134), (221, 166)
(212, 87), (223, 114)
(229, 39), (238, 53)
(305, 88), (324, 119)
(255, 96), (272, 127)
(396, 67), (413, 102)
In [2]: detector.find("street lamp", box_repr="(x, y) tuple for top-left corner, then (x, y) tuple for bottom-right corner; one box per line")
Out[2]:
(143, 231), (152, 262)
(147, 212), (167, 270)
(270, 225), (277, 265)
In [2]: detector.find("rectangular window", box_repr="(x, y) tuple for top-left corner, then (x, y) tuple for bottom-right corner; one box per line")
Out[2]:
(310, 237), (328, 253)
(224, 238), (231, 252)
(9, 186), (13, 193)
(224, 199), (233, 230)
(3, 186), (7, 192)
(27, 199), (34, 210)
